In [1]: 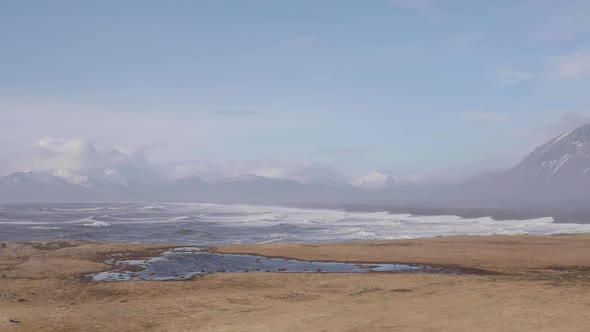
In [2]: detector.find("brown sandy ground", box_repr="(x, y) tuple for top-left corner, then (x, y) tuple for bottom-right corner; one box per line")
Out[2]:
(0, 234), (589, 331)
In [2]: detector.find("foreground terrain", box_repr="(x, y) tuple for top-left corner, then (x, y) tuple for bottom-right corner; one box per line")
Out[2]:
(1, 234), (589, 331)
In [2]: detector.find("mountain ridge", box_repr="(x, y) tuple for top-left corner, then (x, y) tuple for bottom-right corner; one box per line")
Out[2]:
(2, 124), (590, 208)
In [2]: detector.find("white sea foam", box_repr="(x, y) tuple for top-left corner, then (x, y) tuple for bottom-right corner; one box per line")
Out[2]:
(139, 204), (166, 210)
(83, 220), (112, 227)
(177, 204), (590, 240)
(73, 216), (113, 226)
(49, 207), (106, 212)
(197, 205), (590, 240)
(29, 226), (62, 230)
(4, 203), (590, 243)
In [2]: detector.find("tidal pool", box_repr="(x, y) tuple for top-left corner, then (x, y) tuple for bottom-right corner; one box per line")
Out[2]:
(90, 247), (433, 281)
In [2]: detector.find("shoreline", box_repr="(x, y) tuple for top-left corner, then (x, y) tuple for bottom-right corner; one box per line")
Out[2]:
(1, 234), (589, 331)
(212, 233), (590, 274)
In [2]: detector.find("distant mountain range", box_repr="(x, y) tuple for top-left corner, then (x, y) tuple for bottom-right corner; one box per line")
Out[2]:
(2, 124), (590, 210)
(0, 170), (359, 204)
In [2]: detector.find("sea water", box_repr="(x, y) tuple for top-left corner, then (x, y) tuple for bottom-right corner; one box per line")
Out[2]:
(2, 202), (590, 244)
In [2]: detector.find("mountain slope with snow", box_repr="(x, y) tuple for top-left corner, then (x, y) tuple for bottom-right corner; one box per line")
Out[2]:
(462, 124), (590, 207)
(513, 124), (590, 181)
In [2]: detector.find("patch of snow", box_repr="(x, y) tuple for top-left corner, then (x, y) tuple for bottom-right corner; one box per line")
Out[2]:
(554, 130), (572, 143)
(552, 154), (571, 175)
(49, 169), (90, 186)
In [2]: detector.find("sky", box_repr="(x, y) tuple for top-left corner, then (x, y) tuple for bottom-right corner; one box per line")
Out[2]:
(1, 0), (590, 182)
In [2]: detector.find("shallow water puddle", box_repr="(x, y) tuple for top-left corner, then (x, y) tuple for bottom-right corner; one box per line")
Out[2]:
(90, 247), (432, 281)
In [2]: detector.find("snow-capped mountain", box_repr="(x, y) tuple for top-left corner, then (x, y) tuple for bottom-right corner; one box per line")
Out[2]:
(512, 124), (590, 181)
(475, 124), (590, 184)
(0, 168), (141, 202)
(350, 171), (397, 190)
(463, 123), (590, 206)
(2, 171), (68, 186)
(42, 169), (129, 188)
(0, 171), (98, 202)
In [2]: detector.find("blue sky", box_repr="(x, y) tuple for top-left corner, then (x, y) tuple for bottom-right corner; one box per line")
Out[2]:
(1, 0), (590, 181)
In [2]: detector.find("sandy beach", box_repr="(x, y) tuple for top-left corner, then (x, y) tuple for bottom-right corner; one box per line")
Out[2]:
(1, 234), (589, 331)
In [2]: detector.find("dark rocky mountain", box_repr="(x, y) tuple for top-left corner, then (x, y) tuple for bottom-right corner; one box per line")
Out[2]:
(510, 124), (590, 183)
(461, 124), (590, 208)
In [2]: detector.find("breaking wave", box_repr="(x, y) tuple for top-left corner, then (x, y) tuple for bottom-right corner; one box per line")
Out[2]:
(29, 226), (62, 230)
(82, 220), (112, 227)
(2, 203), (590, 244)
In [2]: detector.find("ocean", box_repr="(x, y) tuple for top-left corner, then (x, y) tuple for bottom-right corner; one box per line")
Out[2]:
(2, 202), (590, 245)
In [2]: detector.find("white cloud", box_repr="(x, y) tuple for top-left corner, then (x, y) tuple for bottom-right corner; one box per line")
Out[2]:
(30, 137), (149, 171)
(550, 49), (590, 79)
(0, 103), (346, 184)
(3, 136), (349, 185)
(0, 102), (303, 168)
(0, 137), (164, 184)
